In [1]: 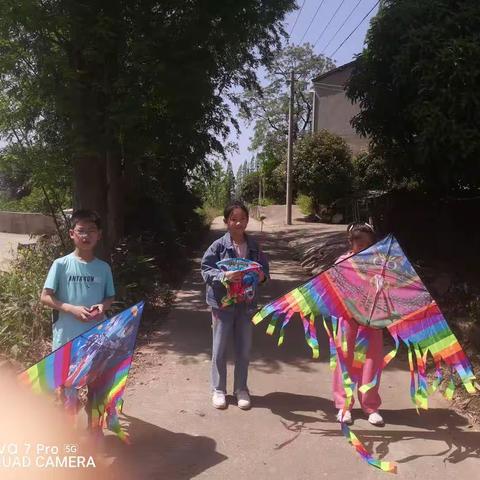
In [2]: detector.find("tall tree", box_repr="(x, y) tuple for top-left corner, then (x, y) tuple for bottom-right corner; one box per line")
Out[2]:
(347, 0), (480, 194)
(0, 0), (295, 253)
(225, 161), (236, 203)
(241, 43), (335, 204)
(243, 44), (335, 150)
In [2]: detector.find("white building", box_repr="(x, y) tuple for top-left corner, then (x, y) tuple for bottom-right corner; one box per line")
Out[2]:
(311, 61), (368, 155)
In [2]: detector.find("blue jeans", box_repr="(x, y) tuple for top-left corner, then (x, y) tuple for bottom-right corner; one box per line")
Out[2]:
(211, 304), (252, 394)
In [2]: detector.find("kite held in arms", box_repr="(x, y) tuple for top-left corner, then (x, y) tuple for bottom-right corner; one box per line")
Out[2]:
(217, 258), (262, 307)
(19, 302), (144, 443)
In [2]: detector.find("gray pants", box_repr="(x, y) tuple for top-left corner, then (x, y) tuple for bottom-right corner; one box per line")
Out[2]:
(211, 304), (252, 394)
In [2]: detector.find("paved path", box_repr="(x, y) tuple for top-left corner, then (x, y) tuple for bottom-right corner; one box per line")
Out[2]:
(107, 218), (479, 479)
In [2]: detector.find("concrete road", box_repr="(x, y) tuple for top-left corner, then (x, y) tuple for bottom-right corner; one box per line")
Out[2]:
(106, 218), (479, 480)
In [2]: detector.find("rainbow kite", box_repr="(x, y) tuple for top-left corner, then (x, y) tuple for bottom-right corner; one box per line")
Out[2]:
(19, 302), (144, 442)
(253, 235), (477, 473)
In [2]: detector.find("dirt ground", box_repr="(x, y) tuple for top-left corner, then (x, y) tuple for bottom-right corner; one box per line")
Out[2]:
(101, 214), (480, 480)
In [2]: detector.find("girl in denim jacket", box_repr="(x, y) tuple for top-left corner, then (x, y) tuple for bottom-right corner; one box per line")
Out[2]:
(201, 201), (269, 410)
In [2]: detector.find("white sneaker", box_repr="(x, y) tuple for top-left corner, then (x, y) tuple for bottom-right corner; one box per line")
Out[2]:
(336, 409), (352, 424)
(368, 412), (384, 426)
(212, 391), (227, 409)
(236, 390), (251, 410)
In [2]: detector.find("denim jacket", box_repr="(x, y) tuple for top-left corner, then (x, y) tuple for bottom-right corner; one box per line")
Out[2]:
(201, 232), (270, 310)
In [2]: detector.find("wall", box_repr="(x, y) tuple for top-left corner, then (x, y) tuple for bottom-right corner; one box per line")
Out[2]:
(312, 64), (368, 155)
(0, 211), (56, 235)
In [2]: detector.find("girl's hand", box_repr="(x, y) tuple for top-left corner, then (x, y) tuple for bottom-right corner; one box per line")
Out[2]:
(225, 271), (243, 283)
(258, 270), (266, 283)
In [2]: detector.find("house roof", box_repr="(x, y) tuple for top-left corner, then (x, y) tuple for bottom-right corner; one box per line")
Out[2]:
(312, 60), (357, 83)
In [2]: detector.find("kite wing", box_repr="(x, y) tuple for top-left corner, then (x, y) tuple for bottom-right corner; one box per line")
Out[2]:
(253, 235), (477, 472)
(19, 301), (144, 442)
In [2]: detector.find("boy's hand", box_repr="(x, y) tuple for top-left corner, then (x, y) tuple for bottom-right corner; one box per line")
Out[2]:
(88, 304), (104, 321)
(68, 305), (94, 322)
(225, 271), (243, 283)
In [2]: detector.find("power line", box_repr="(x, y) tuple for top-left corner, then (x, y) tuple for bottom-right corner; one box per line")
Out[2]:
(320, 0), (364, 53)
(298, 0), (327, 44)
(289, 0), (307, 37)
(313, 0), (347, 49)
(329, 0), (380, 58)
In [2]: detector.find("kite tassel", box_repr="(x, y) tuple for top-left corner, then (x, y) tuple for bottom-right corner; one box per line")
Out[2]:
(341, 422), (397, 473)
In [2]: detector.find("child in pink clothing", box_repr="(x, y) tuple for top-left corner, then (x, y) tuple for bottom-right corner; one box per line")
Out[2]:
(333, 222), (385, 427)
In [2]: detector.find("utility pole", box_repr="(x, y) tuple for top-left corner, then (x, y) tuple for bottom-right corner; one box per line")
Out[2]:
(286, 69), (294, 225)
(258, 170), (262, 206)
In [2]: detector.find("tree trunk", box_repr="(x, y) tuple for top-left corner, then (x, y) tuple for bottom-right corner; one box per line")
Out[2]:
(106, 150), (124, 251)
(73, 152), (108, 259)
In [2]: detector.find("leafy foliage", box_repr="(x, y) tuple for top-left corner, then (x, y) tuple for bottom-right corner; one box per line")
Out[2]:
(243, 44), (335, 149)
(238, 44), (335, 205)
(0, 237), (66, 363)
(347, 0), (480, 194)
(239, 170), (262, 204)
(294, 130), (353, 206)
(352, 151), (389, 192)
(194, 160), (236, 212)
(0, 0), (295, 243)
(296, 193), (315, 216)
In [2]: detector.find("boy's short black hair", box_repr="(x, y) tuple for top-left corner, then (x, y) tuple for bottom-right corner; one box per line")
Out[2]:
(70, 209), (102, 229)
(223, 201), (249, 220)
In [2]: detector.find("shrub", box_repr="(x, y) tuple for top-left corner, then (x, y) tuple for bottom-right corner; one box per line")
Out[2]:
(296, 194), (315, 216)
(295, 130), (353, 207)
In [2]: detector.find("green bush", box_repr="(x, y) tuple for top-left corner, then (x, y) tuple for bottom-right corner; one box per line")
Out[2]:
(195, 205), (223, 226)
(239, 171), (261, 203)
(352, 151), (389, 191)
(0, 187), (47, 213)
(296, 194), (315, 216)
(258, 197), (275, 207)
(295, 131), (353, 207)
(0, 187), (72, 214)
(0, 237), (66, 363)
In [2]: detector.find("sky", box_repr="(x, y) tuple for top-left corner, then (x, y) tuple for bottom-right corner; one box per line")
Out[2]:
(227, 0), (380, 173)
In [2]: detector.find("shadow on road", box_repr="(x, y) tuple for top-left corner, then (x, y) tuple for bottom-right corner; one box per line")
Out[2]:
(251, 391), (480, 466)
(105, 414), (227, 479)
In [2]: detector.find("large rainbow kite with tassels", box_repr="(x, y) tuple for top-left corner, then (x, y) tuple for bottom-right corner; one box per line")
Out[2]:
(253, 235), (478, 473)
(19, 301), (144, 442)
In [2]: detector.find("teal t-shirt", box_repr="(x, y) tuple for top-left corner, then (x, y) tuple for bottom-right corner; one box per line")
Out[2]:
(44, 253), (115, 350)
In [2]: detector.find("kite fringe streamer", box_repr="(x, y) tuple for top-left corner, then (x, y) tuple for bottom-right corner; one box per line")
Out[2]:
(342, 422), (397, 473)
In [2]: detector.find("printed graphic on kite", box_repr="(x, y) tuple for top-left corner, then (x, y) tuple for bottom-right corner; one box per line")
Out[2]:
(253, 235), (478, 473)
(19, 302), (144, 442)
(217, 258), (262, 307)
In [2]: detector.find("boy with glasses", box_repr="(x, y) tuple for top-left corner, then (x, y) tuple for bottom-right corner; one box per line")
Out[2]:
(41, 209), (115, 351)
